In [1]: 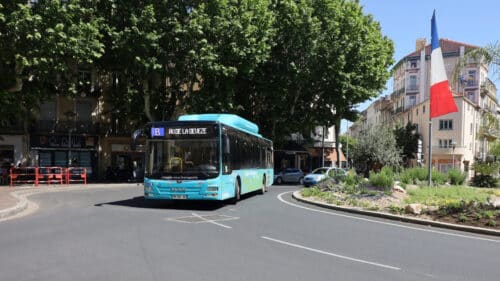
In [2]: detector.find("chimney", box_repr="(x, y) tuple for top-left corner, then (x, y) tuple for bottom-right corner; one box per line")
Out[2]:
(416, 38), (427, 51)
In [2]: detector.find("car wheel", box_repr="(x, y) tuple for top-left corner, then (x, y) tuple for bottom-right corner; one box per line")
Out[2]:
(276, 177), (283, 185)
(299, 177), (304, 185)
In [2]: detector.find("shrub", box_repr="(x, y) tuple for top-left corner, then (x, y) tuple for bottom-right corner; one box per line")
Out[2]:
(447, 169), (467, 185)
(369, 167), (394, 191)
(431, 169), (447, 185)
(397, 169), (412, 184)
(343, 169), (361, 187)
(471, 174), (497, 188)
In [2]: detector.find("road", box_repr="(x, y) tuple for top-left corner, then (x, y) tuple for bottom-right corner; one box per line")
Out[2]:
(0, 184), (499, 281)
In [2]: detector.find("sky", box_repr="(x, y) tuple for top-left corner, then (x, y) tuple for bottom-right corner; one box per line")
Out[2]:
(342, 0), (500, 132)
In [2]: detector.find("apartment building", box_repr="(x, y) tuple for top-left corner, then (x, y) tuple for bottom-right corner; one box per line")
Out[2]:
(0, 68), (145, 181)
(350, 38), (498, 175)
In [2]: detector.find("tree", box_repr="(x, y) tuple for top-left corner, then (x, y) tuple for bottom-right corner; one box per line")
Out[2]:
(0, 0), (104, 128)
(188, 0), (276, 124)
(308, 0), (394, 167)
(453, 41), (500, 83)
(394, 122), (420, 167)
(352, 125), (401, 177)
(248, 0), (320, 145)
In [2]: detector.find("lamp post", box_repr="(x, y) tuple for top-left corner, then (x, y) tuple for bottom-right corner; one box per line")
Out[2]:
(451, 141), (457, 170)
(345, 120), (349, 170)
(64, 111), (76, 167)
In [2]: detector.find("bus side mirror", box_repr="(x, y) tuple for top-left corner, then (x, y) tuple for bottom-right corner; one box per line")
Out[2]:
(223, 134), (230, 154)
(131, 128), (145, 151)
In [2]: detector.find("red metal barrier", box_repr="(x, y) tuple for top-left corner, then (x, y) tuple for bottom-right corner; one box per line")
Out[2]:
(66, 167), (87, 184)
(37, 167), (65, 185)
(10, 167), (39, 186)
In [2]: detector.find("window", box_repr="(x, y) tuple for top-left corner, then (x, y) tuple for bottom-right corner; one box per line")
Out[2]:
(408, 75), (418, 91)
(439, 120), (453, 130)
(408, 60), (418, 69)
(466, 91), (475, 102)
(408, 95), (417, 107)
(39, 101), (56, 120)
(439, 139), (453, 148)
(467, 69), (477, 87)
(76, 100), (93, 121)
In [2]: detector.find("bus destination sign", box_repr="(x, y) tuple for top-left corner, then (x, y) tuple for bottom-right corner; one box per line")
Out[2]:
(151, 125), (216, 138)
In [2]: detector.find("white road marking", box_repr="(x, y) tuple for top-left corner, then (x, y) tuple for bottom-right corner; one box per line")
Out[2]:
(261, 236), (400, 270)
(192, 213), (232, 229)
(278, 191), (500, 244)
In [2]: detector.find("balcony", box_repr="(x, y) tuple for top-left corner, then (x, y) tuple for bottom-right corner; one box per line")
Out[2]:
(32, 120), (100, 135)
(481, 79), (497, 97)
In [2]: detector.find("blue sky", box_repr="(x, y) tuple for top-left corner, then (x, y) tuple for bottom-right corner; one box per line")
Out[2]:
(342, 0), (500, 132)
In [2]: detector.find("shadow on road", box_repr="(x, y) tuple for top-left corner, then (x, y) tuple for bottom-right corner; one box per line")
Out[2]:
(94, 196), (228, 211)
(94, 190), (266, 211)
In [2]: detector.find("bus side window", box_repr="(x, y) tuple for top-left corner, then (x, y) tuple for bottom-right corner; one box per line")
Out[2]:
(222, 133), (231, 174)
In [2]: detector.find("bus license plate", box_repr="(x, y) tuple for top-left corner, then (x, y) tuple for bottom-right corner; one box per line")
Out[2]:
(172, 195), (187, 199)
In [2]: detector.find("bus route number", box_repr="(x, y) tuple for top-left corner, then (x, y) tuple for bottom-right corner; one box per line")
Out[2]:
(151, 127), (165, 137)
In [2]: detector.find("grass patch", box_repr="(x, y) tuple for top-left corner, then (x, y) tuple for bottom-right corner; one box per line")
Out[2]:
(405, 186), (490, 206)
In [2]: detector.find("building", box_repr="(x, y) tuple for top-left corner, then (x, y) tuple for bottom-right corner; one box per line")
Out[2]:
(275, 126), (346, 173)
(349, 38), (498, 176)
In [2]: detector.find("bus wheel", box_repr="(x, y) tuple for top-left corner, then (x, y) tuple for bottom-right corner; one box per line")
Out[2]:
(260, 175), (267, 194)
(231, 180), (240, 204)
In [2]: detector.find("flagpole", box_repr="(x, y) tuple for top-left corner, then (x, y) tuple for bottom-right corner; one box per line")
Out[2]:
(428, 118), (432, 186)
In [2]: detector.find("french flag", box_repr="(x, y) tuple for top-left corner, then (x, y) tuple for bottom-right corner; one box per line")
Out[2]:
(429, 11), (458, 118)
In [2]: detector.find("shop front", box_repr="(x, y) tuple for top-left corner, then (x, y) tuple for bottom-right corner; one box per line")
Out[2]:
(30, 134), (99, 180)
(102, 137), (145, 182)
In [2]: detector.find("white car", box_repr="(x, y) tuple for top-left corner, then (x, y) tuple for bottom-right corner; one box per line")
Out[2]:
(303, 167), (345, 187)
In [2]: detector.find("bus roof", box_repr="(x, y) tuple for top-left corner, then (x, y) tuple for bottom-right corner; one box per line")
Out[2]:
(178, 114), (261, 137)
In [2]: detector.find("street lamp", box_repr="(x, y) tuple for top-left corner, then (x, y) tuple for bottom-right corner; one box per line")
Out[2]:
(451, 141), (457, 170)
(345, 120), (349, 170)
(64, 111), (76, 167)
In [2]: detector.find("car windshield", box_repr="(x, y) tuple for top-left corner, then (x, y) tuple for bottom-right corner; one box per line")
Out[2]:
(146, 138), (219, 179)
(311, 168), (329, 174)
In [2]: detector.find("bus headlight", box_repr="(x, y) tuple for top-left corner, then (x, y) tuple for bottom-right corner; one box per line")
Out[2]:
(207, 186), (218, 192)
(144, 181), (153, 193)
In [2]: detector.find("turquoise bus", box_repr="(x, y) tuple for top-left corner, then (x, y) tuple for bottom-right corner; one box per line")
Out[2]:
(132, 114), (274, 202)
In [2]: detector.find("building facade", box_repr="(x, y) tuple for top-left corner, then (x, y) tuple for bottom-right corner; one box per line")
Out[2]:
(349, 39), (498, 176)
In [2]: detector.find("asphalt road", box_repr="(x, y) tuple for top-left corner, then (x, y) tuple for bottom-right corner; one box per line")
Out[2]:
(0, 184), (499, 281)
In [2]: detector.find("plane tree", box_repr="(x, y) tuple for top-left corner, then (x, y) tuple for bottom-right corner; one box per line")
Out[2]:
(0, 0), (104, 128)
(309, 0), (394, 168)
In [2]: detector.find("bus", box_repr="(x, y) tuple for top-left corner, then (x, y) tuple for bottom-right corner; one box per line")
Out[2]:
(131, 114), (274, 202)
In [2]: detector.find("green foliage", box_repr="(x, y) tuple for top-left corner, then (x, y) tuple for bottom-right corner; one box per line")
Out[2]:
(472, 161), (499, 187)
(301, 187), (323, 197)
(393, 122), (420, 167)
(369, 166), (394, 191)
(431, 169), (447, 185)
(402, 167), (429, 183)
(405, 186), (490, 206)
(352, 125), (402, 176)
(343, 169), (361, 187)
(447, 169), (467, 185)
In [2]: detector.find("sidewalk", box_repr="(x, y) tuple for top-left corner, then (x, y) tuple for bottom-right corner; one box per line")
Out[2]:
(0, 183), (138, 220)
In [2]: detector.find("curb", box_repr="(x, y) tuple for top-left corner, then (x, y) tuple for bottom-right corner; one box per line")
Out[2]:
(292, 191), (500, 237)
(0, 191), (28, 220)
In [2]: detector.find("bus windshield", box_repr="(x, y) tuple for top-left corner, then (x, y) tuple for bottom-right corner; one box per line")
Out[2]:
(146, 139), (219, 180)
